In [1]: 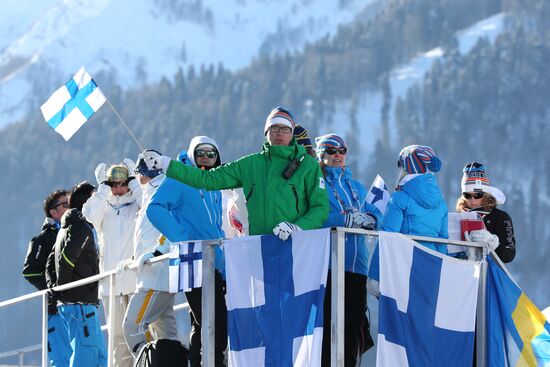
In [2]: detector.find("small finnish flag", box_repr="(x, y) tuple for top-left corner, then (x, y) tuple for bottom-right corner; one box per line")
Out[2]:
(40, 67), (106, 141)
(168, 241), (203, 293)
(365, 174), (391, 215)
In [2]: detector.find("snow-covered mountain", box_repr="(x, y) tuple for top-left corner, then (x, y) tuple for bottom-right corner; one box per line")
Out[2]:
(0, 0), (373, 128)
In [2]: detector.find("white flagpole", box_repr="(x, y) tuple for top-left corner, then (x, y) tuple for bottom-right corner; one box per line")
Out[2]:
(105, 98), (144, 151)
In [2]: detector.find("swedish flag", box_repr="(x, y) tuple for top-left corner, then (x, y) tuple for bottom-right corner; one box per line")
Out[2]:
(487, 257), (550, 366)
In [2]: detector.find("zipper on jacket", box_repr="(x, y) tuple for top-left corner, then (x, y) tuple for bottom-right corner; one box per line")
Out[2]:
(290, 184), (300, 213)
(245, 184), (256, 202)
(199, 190), (213, 224)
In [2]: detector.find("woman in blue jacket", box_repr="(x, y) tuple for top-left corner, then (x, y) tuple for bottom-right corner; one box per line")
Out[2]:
(316, 134), (383, 367)
(368, 145), (448, 296)
(146, 136), (227, 367)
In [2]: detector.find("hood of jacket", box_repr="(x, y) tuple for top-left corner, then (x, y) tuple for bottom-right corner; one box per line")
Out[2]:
(401, 173), (442, 209)
(180, 136), (221, 168)
(60, 208), (87, 228)
(42, 217), (59, 231)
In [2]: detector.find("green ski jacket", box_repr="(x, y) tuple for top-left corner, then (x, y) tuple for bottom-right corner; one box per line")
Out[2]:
(166, 139), (329, 236)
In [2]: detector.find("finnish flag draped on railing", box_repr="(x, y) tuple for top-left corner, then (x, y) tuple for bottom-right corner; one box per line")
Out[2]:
(168, 241), (203, 293)
(377, 232), (480, 367)
(365, 175), (390, 215)
(40, 67), (106, 141)
(224, 228), (330, 367)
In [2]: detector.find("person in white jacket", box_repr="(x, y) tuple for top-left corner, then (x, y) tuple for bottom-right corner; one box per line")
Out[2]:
(122, 150), (182, 356)
(82, 159), (141, 367)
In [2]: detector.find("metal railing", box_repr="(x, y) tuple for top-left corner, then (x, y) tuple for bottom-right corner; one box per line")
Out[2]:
(0, 252), (185, 367)
(199, 228), (486, 367)
(0, 229), (485, 367)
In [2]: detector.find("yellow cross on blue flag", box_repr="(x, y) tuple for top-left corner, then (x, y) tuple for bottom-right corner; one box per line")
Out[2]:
(487, 256), (550, 366)
(40, 67), (106, 141)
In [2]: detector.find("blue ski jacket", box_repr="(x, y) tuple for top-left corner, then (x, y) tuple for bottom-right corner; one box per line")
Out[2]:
(322, 166), (383, 276)
(369, 173), (448, 281)
(147, 146), (225, 273)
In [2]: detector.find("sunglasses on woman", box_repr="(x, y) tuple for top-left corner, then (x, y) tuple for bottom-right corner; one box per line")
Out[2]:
(195, 150), (218, 158)
(106, 180), (129, 188)
(463, 192), (484, 200)
(324, 147), (347, 155)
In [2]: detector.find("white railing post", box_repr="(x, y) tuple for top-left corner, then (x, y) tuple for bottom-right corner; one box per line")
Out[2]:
(18, 351), (24, 367)
(42, 292), (48, 367)
(108, 273), (116, 367)
(331, 229), (345, 367)
(476, 245), (488, 367)
(202, 240), (216, 367)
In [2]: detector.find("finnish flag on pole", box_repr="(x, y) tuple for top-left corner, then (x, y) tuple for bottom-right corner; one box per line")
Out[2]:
(377, 232), (480, 367)
(225, 228), (330, 367)
(40, 67), (106, 141)
(168, 241), (203, 293)
(365, 174), (390, 215)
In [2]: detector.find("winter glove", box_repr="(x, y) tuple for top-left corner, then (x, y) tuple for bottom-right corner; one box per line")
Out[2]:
(127, 176), (140, 193)
(136, 252), (155, 272)
(468, 229), (499, 251)
(344, 212), (376, 229)
(344, 212), (355, 228)
(123, 158), (136, 176)
(95, 163), (107, 185)
(355, 213), (377, 230)
(273, 222), (302, 241)
(140, 150), (171, 172)
(367, 278), (380, 298)
(115, 258), (134, 278)
(97, 183), (111, 196)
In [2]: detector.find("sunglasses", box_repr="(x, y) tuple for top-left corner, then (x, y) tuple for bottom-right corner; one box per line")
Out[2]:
(269, 126), (293, 134)
(463, 192), (484, 200)
(52, 201), (68, 210)
(324, 147), (347, 155)
(195, 150), (218, 159)
(106, 180), (129, 188)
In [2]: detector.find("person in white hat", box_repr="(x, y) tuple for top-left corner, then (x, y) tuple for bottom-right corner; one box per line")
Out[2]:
(456, 162), (516, 263)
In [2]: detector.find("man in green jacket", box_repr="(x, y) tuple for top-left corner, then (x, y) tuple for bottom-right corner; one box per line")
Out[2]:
(141, 106), (329, 239)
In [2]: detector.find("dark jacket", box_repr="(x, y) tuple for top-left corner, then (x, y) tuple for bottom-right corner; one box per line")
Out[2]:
(22, 218), (59, 313)
(54, 208), (100, 304)
(473, 207), (516, 263)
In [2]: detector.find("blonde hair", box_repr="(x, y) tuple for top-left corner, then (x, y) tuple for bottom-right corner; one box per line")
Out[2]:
(456, 192), (497, 212)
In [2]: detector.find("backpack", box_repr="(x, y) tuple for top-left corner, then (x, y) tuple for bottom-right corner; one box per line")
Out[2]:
(134, 339), (188, 367)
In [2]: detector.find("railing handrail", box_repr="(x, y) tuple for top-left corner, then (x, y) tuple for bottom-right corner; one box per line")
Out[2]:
(0, 230), (478, 309)
(0, 230), (483, 365)
(0, 302), (190, 360)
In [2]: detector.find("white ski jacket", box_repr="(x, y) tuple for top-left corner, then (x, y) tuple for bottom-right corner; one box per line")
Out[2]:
(133, 174), (169, 291)
(82, 180), (141, 296)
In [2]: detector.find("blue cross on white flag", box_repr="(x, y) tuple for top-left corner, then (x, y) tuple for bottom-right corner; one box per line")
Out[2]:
(225, 228), (330, 367)
(40, 67), (106, 141)
(168, 241), (203, 293)
(365, 174), (390, 215)
(377, 232), (480, 367)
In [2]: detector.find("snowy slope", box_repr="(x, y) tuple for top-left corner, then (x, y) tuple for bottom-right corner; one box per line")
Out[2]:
(0, 0), (371, 128)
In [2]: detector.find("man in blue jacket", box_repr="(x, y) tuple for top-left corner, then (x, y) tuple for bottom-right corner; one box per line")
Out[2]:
(146, 136), (226, 367)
